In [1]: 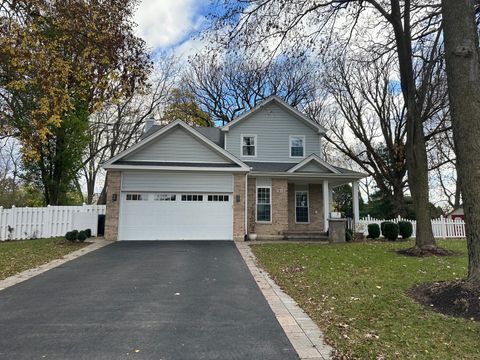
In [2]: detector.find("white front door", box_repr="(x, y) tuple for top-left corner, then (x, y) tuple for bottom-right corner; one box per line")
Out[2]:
(118, 192), (233, 240)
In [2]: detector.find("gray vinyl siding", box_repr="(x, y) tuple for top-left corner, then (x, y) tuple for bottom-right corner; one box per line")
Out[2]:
(225, 102), (321, 162)
(121, 171), (233, 192)
(125, 127), (229, 163)
(296, 162), (333, 173)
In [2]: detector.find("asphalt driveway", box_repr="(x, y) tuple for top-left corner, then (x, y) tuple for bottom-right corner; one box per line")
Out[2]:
(0, 241), (298, 360)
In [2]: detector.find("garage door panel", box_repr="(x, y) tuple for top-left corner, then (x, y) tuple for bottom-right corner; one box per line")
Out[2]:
(119, 192), (233, 240)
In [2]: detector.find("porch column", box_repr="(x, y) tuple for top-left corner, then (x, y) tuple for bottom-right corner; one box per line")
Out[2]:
(352, 180), (360, 225)
(323, 180), (330, 231)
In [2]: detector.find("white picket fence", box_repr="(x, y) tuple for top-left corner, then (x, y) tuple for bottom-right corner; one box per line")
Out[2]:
(0, 204), (106, 241)
(356, 215), (466, 238)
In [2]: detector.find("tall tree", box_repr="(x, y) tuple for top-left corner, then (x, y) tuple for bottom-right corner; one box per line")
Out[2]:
(0, 0), (150, 204)
(211, 0), (443, 251)
(442, 0), (480, 282)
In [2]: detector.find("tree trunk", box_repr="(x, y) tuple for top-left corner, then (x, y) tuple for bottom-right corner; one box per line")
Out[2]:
(389, 2), (436, 249)
(392, 184), (407, 218)
(405, 114), (436, 249)
(442, 0), (480, 283)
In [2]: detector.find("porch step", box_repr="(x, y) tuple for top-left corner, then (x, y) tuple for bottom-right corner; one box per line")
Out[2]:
(283, 230), (329, 241)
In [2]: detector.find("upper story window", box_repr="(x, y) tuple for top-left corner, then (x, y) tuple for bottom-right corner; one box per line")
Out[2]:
(290, 135), (305, 158)
(242, 135), (257, 157)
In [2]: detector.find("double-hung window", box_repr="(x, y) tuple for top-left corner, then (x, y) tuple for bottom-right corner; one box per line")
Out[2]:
(295, 191), (309, 223)
(256, 187), (271, 222)
(290, 135), (305, 158)
(242, 135), (256, 157)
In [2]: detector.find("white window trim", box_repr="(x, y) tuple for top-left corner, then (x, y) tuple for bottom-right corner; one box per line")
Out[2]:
(295, 190), (310, 224)
(241, 134), (257, 158)
(255, 185), (272, 223)
(289, 135), (306, 158)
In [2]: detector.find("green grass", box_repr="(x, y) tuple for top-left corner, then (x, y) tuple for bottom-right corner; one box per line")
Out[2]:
(0, 238), (87, 280)
(252, 240), (480, 359)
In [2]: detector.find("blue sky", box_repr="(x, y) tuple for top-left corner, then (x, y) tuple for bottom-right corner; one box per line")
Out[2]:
(134, 0), (213, 56)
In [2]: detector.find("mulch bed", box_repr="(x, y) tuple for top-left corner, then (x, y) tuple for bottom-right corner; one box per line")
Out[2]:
(396, 246), (460, 257)
(408, 280), (480, 321)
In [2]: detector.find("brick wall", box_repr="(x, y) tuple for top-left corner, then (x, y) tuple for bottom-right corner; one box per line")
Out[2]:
(247, 177), (289, 239)
(233, 174), (246, 241)
(287, 183), (324, 231)
(104, 170), (121, 241)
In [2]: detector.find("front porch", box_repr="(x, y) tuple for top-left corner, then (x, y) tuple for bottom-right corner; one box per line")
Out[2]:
(245, 176), (360, 240)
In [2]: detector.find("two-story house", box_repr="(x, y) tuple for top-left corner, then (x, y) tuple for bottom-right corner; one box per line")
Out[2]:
(102, 96), (365, 241)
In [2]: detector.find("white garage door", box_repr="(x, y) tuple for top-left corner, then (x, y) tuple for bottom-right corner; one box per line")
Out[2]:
(118, 192), (233, 240)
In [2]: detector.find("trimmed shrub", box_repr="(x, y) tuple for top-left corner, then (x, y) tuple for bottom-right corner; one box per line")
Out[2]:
(345, 228), (353, 242)
(65, 231), (76, 242)
(367, 224), (381, 239)
(77, 230), (87, 242)
(398, 221), (413, 239)
(380, 221), (389, 234)
(84, 228), (92, 238)
(71, 230), (79, 240)
(382, 222), (399, 241)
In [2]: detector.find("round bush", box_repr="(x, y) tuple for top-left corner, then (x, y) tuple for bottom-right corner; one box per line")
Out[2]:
(398, 221), (413, 239)
(77, 230), (87, 242)
(380, 221), (389, 234)
(367, 224), (381, 239)
(65, 231), (76, 242)
(345, 228), (353, 242)
(84, 229), (92, 238)
(382, 222), (399, 241)
(71, 230), (79, 240)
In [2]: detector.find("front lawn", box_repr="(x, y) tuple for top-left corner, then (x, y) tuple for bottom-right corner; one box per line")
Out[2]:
(0, 238), (88, 280)
(252, 240), (480, 359)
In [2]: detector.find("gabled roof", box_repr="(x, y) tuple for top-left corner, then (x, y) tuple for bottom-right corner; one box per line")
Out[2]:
(102, 120), (249, 170)
(287, 154), (341, 174)
(142, 124), (224, 147)
(220, 95), (326, 134)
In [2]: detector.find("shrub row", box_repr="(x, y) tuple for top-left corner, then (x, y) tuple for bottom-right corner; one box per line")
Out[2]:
(65, 228), (92, 243)
(367, 220), (413, 240)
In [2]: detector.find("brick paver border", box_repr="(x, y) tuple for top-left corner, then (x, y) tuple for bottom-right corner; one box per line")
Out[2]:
(236, 242), (334, 360)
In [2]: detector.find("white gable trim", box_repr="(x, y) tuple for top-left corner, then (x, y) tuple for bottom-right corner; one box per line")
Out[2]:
(103, 120), (249, 170)
(220, 96), (326, 134)
(287, 154), (341, 174)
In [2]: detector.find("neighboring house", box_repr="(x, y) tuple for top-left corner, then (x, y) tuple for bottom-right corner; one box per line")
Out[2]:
(102, 96), (366, 241)
(446, 205), (464, 221)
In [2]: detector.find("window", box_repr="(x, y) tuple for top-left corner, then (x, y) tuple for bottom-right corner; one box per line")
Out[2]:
(256, 187), (271, 222)
(154, 194), (176, 201)
(290, 136), (305, 158)
(207, 195), (230, 202)
(181, 194), (203, 201)
(295, 191), (309, 223)
(126, 193), (148, 201)
(242, 135), (256, 157)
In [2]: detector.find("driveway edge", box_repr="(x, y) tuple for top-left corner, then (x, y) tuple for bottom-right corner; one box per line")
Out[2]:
(0, 238), (113, 291)
(235, 242), (334, 360)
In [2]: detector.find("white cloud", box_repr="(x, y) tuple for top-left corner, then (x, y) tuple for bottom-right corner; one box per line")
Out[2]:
(134, 0), (204, 50)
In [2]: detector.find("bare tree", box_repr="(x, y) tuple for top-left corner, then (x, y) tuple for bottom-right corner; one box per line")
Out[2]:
(183, 52), (324, 124)
(442, 0), (480, 282)
(82, 53), (180, 203)
(210, 0), (445, 251)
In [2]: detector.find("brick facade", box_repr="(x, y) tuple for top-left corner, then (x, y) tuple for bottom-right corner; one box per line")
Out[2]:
(233, 174), (246, 241)
(247, 177), (289, 240)
(287, 183), (324, 231)
(105, 170), (121, 241)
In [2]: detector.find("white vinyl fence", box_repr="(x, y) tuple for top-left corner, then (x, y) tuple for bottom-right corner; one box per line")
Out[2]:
(357, 215), (466, 239)
(0, 204), (106, 241)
